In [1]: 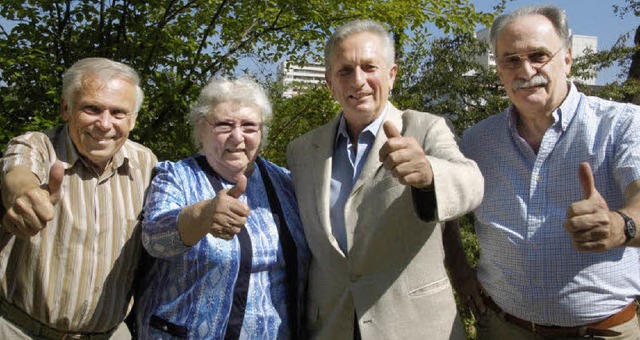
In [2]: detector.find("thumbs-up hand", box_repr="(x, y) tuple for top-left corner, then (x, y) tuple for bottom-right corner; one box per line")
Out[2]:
(378, 121), (433, 189)
(564, 162), (624, 252)
(178, 173), (250, 246)
(2, 161), (64, 238)
(207, 174), (249, 241)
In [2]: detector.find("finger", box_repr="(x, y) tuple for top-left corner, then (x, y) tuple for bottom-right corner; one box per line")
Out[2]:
(227, 226), (243, 235)
(48, 160), (64, 205)
(3, 210), (38, 238)
(383, 121), (401, 139)
(215, 232), (233, 241)
(12, 198), (47, 235)
(227, 174), (247, 199)
(578, 162), (596, 200)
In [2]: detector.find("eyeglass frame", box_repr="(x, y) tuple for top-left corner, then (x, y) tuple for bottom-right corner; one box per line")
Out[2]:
(496, 44), (568, 71)
(204, 118), (263, 134)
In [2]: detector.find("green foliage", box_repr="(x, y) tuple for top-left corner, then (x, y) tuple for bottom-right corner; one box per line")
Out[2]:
(394, 32), (509, 134)
(262, 83), (338, 167)
(0, 0), (491, 161)
(613, 0), (640, 18)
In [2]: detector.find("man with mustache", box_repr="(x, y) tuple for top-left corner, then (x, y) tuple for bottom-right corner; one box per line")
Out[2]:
(0, 57), (157, 339)
(453, 4), (640, 339)
(286, 19), (484, 339)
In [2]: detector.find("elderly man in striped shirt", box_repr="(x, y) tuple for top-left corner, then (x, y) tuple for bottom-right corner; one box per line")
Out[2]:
(0, 57), (157, 339)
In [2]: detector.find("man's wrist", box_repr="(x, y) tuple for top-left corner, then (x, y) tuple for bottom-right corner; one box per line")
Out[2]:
(614, 210), (636, 245)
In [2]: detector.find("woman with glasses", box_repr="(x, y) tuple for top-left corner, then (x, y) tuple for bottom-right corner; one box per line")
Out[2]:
(135, 77), (309, 339)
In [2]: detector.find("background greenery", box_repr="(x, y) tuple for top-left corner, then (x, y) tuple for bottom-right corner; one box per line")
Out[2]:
(2, 1), (639, 338)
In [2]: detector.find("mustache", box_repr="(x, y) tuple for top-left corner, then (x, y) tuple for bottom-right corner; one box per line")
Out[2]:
(512, 74), (548, 91)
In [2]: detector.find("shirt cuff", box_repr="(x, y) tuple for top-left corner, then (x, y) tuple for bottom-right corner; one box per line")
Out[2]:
(412, 186), (437, 222)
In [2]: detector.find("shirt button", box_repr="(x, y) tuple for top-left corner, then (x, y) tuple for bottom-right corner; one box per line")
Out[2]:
(163, 325), (168, 331)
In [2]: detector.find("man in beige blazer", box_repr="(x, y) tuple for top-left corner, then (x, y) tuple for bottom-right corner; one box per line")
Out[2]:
(286, 19), (484, 339)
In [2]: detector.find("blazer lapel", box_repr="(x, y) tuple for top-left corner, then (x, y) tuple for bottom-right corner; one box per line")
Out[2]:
(351, 104), (404, 195)
(309, 118), (344, 253)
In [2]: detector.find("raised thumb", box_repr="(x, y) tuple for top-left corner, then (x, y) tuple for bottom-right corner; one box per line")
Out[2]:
(48, 160), (64, 205)
(227, 174), (247, 199)
(383, 121), (401, 139)
(578, 162), (596, 200)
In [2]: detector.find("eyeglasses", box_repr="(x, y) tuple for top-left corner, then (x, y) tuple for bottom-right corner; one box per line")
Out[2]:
(205, 119), (262, 134)
(497, 45), (565, 70)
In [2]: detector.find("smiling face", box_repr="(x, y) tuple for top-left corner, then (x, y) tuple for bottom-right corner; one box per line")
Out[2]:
(62, 75), (137, 172)
(496, 14), (572, 118)
(197, 102), (263, 182)
(326, 32), (397, 135)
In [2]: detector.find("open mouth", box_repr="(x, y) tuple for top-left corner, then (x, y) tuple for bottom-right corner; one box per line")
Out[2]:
(350, 93), (371, 100)
(87, 132), (113, 144)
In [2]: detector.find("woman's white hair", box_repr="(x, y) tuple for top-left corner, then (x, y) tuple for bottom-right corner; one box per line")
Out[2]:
(189, 77), (272, 148)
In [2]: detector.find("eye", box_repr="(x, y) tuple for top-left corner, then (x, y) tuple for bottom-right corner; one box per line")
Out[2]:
(241, 123), (261, 133)
(528, 51), (550, 63)
(337, 67), (353, 76)
(363, 64), (378, 72)
(213, 121), (233, 133)
(111, 110), (129, 119)
(82, 105), (101, 115)
(502, 55), (522, 68)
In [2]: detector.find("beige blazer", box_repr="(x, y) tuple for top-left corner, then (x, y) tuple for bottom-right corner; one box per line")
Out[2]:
(286, 103), (484, 339)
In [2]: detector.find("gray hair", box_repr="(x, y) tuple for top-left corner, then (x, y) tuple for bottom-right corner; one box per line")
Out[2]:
(189, 77), (272, 148)
(62, 57), (144, 115)
(490, 4), (572, 55)
(325, 19), (395, 71)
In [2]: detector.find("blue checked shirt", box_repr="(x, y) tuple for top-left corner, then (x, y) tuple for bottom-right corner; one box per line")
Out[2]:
(462, 83), (640, 326)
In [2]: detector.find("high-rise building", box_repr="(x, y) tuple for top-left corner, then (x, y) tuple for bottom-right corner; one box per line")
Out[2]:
(278, 61), (326, 97)
(475, 28), (598, 85)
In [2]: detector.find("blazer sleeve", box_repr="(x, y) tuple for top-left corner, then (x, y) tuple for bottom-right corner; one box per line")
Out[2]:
(404, 110), (484, 222)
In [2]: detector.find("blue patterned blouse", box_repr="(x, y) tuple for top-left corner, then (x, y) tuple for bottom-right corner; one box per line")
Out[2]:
(135, 155), (309, 339)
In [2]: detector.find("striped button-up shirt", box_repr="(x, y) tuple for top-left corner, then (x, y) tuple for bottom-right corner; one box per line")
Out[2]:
(0, 125), (157, 332)
(462, 83), (640, 326)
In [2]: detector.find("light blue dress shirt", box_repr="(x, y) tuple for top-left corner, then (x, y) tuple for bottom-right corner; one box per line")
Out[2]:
(462, 83), (640, 326)
(330, 106), (388, 254)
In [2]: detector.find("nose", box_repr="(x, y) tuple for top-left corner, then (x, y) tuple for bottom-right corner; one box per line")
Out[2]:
(95, 110), (114, 130)
(517, 59), (538, 78)
(228, 126), (244, 142)
(353, 67), (366, 87)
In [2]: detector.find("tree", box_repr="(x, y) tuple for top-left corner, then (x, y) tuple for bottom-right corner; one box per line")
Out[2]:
(262, 82), (337, 167)
(0, 0), (494, 161)
(394, 32), (508, 134)
(571, 0), (640, 104)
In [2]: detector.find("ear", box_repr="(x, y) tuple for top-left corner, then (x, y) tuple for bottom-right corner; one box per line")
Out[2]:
(388, 63), (398, 90)
(128, 113), (137, 131)
(60, 99), (71, 121)
(564, 47), (573, 76)
(195, 121), (206, 146)
(325, 71), (334, 97)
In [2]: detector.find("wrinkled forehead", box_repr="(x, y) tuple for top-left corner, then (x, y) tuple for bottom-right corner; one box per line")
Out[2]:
(496, 14), (562, 56)
(209, 101), (262, 121)
(329, 33), (388, 66)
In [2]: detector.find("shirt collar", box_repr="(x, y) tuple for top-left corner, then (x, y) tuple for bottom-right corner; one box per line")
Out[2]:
(334, 102), (389, 147)
(557, 82), (580, 131)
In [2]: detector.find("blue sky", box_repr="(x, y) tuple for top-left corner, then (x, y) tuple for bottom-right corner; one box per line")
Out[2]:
(471, 0), (638, 85)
